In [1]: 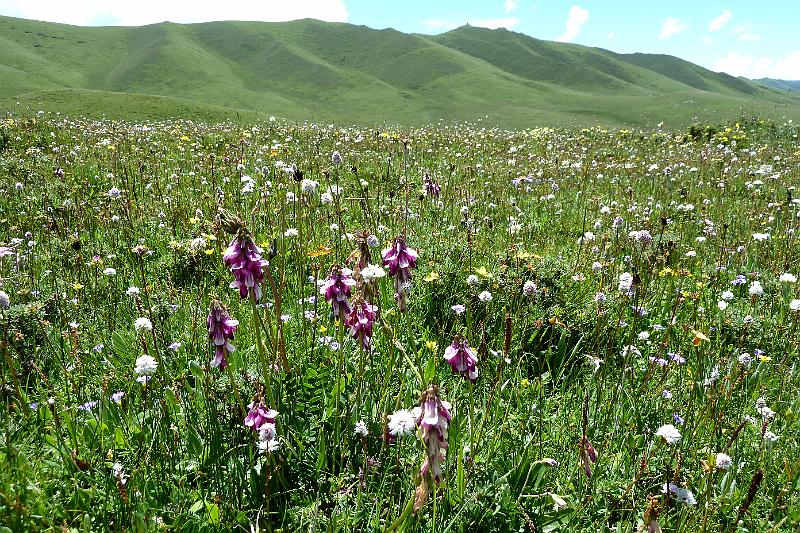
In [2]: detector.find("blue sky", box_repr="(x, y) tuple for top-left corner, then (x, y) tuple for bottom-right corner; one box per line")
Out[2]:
(1, 0), (798, 79)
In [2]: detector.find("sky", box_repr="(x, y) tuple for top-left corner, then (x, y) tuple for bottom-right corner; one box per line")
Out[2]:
(0, 0), (798, 80)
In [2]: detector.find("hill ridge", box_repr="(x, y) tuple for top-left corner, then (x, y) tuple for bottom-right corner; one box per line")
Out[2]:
(0, 14), (798, 127)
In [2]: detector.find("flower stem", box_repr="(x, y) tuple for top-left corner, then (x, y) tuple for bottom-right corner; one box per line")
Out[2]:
(251, 293), (274, 406)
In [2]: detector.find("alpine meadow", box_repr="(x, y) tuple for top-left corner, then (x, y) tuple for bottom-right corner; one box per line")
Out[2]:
(1, 6), (800, 533)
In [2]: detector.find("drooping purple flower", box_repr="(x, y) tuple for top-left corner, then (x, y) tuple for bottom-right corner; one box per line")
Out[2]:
(244, 401), (278, 432)
(345, 300), (378, 350)
(207, 299), (238, 370)
(443, 336), (479, 383)
(416, 386), (451, 485)
(382, 235), (418, 310)
(383, 235), (418, 281)
(580, 436), (598, 477)
(423, 173), (441, 198)
(320, 265), (356, 318)
(223, 234), (268, 300)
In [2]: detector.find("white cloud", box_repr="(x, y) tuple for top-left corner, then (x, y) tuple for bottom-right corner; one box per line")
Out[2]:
(659, 17), (688, 39)
(0, 0), (349, 26)
(504, 0), (519, 14)
(713, 53), (771, 78)
(555, 5), (588, 43)
(772, 51), (800, 79)
(701, 36), (714, 45)
(730, 24), (761, 41)
(713, 50), (800, 79)
(420, 17), (518, 31)
(708, 9), (731, 32)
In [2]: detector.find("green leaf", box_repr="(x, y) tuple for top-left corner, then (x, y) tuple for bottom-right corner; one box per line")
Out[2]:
(189, 360), (204, 379)
(112, 330), (134, 363)
(205, 502), (220, 524)
(164, 386), (177, 408)
(114, 427), (125, 448)
(424, 351), (436, 384)
(186, 425), (203, 456)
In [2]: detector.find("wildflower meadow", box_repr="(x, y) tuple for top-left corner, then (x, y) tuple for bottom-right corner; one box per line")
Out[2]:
(1, 115), (799, 531)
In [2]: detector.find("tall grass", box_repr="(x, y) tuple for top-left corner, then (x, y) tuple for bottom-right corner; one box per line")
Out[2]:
(0, 115), (798, 531)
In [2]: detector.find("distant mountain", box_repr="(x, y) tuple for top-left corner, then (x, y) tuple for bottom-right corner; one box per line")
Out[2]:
(0, 15), (797, 127)
(756, 78), (800, 92)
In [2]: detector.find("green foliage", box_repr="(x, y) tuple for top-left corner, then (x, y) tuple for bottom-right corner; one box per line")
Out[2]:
(0, 115), (799, 532)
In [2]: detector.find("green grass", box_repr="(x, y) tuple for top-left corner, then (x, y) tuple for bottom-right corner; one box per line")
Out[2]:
(1, 89), (267, 122)
(1, 113), (799, 532)
(0, 15), (799, 128)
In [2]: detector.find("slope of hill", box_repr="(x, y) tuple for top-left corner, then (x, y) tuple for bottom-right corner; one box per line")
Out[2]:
(0, 15), (798, 128)
(757, 78), (800, 92)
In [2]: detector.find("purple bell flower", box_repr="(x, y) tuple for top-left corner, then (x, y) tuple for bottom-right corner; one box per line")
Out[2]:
(382, 236), (418, 310)
(320, 265), (356, 318)
(443, 336), (479, 383)
(244, 401), (278, 432)
(416, 386), (452, 485)
(346, 300), (378, 350)
(207, 299), (238, 370)
(223, 235), (268, 300)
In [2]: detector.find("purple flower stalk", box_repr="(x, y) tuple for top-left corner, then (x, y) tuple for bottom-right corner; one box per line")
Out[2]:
(382, 236), (418, 310)
(346, 300), (378, 350)
(423, 173), (441, 198)
(416, 386), (452, 485)
(244, 401), (278, 432)
(443, 336), (479, 383)
(320, 265), (356, 318)
(207, 299), (238, 370)
(580, 436), (598, 477)
(223, 234), (268, 300)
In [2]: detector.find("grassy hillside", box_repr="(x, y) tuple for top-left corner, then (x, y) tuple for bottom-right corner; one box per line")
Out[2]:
(757, 78), (800, 92)
(0, 15), (798, 127)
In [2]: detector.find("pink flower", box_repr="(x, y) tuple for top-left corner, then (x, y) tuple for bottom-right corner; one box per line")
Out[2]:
(244, 401), (278, 432)
(320, 265), (356, 318)
(443, 336), (479, 383)
(207, 300), (238, 370)
(382, 236), (418, 310)
(223, 235), (268, 300)
(345, 300), (378, 350)
(382, 235), (418, 281)
(416, 386), (452, 484)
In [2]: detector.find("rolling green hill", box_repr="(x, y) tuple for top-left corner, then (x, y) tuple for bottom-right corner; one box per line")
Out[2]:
(0, 15), (798, 127)
(757, 78), (800, 92)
